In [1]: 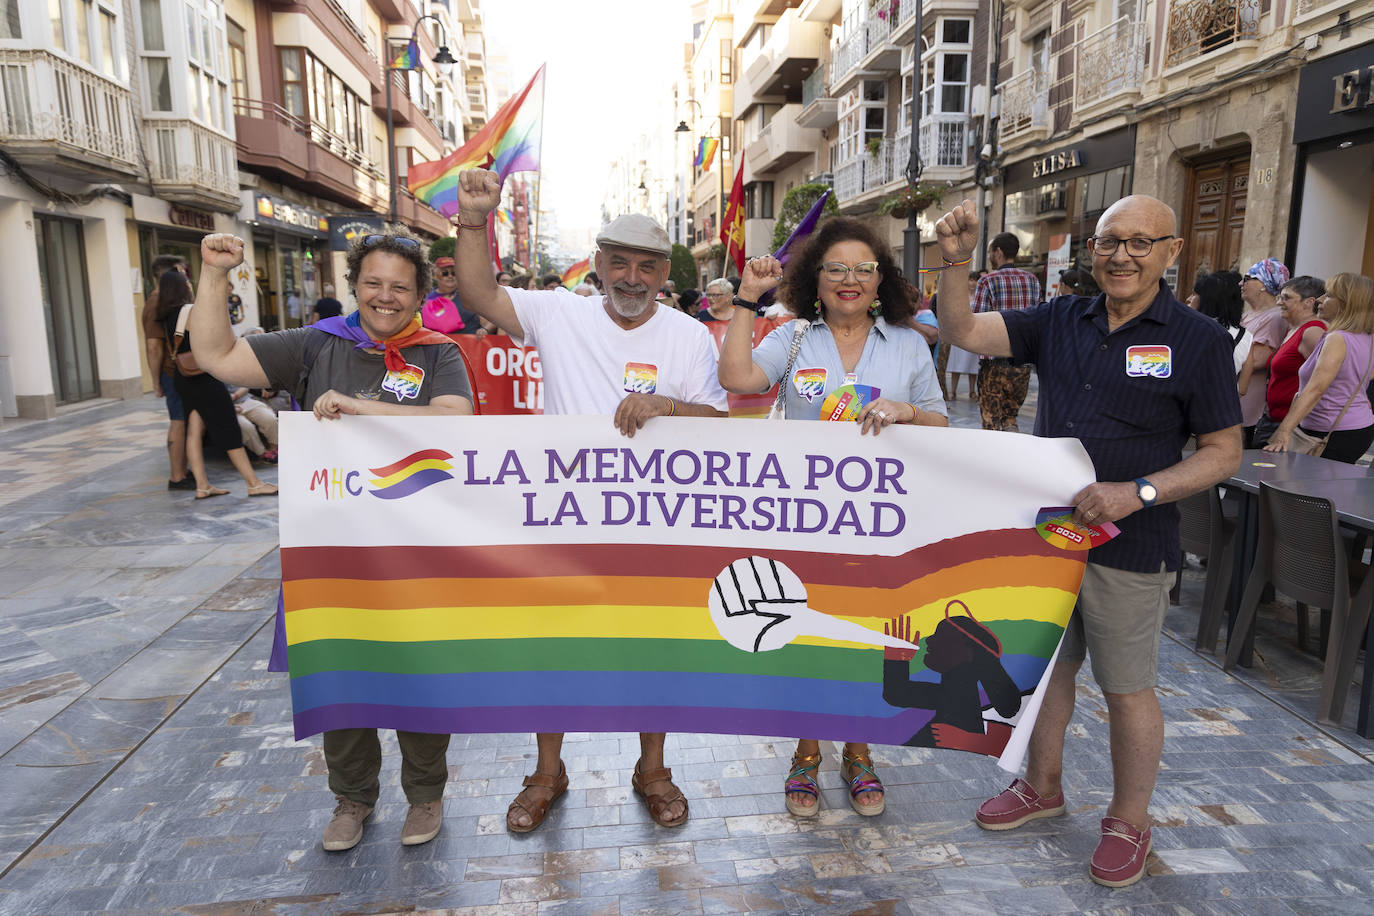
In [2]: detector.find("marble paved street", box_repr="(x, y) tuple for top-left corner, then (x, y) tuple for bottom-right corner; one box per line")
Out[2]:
(1, 393), (1372, 915)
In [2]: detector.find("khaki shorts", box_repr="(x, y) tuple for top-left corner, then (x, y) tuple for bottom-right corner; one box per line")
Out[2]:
(1059, 561), (1172, 694)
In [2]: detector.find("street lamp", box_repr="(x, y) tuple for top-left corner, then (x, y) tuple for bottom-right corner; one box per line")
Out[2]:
(902, 5), (925, 287)
(387, 14), (458, 224)
(676, 115), (728, 270)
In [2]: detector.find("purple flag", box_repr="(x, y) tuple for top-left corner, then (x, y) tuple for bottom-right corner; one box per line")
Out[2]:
(773, 188), (832, 266)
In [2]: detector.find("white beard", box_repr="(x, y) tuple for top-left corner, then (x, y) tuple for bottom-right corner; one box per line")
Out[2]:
(607, 286), (652, 319)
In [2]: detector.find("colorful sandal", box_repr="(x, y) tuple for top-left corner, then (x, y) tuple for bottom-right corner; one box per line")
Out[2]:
(784, 751), (823, 817)
(841, 750), (885, 816)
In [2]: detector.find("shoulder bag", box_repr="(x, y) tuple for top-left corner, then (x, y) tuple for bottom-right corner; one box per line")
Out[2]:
(170, 303), (205, 377)
(766, 319), (811, 421)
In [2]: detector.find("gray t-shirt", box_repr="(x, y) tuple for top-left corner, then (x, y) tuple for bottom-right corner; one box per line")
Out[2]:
(246, 327), (472, 407)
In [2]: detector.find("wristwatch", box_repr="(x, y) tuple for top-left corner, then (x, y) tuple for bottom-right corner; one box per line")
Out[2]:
(1134, 477), (1158, 507)
(732, 296), (757, 310)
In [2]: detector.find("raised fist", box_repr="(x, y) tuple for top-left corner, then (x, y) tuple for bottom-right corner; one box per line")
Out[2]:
(201, 233), (245, 271)
(932, 199), (979, 263)
(737, 256), (783, 305)
(456, 169), (503, 220)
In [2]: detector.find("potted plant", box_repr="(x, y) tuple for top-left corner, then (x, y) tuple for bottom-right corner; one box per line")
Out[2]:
(878, 181), (948, 220)
(866, 137), (883, 160)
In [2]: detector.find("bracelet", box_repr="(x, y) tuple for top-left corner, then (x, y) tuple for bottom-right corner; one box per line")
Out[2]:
(905, 402), (918, 424)
(917, 257), (973, 274)
(663, 395), (676, 416)
(456, 220), (487, 231)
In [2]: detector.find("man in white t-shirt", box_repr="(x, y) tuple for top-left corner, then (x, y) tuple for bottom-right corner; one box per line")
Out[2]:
(453, 168), (729, 834)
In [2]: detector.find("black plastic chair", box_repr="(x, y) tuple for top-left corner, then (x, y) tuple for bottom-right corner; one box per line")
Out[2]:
(1222, 482), (1367, 724)
(1178, 486), (1237, 654)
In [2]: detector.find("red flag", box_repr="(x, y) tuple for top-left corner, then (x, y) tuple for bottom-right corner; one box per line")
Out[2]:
(720, 160), (746, 275)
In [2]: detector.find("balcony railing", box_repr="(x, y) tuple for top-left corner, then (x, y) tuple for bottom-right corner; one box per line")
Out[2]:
(918, 114), (967, 169)
(833, 28), (867, 80)
(802, 63), (827, 108)
(835, 137), (902, 201)
(145, 120), (239, 199)
(0, 49), (137, 172)
(1076, 17), (1148, 109)
(996, 69), (1050, 146)
(1165, 0), (1260, 68)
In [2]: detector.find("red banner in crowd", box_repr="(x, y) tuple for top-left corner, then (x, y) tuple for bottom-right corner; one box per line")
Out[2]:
(450, 315), (786, 417)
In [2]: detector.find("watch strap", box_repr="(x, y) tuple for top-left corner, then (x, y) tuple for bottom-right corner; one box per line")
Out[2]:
(732, 296), (757, 309)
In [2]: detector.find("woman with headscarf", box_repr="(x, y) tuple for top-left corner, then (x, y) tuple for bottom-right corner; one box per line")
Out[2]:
(1236, 258), (1292, 446)
(1264, 273), (1374, 463)
(718, 216), (948, 820)
(1253, 275), (1328, 447)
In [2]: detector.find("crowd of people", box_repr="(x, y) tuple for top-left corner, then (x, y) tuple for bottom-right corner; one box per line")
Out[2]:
(151, 166), (1373, 891)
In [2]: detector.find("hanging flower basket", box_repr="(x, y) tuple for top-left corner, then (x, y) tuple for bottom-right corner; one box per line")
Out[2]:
(879, 181), (947, 220)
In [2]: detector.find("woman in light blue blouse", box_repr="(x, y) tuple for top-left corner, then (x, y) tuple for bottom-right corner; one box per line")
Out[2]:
(718, 216), (948, 818)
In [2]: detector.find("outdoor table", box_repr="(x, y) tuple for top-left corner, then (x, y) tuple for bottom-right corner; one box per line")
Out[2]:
(1263, 476), (1374, 736)
(1222, 451), (1369, 666)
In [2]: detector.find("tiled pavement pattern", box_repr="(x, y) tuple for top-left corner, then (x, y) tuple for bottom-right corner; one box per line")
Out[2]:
(1, 391), (1372, 915)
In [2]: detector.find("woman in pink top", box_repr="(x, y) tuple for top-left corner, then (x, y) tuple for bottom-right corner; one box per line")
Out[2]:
(1236, 258), (1292, 446)
(1265, 273), (1374, 463)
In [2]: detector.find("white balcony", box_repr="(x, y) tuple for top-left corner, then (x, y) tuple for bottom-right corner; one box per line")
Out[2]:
(745, 104), (824, 175)
(0, 49), (138, 179)
(834, 136), (903, 203)
(996, 69), (1050, 147)
(829, 9), (903, 96)
(1075, 17), (1148, 113)
(740, 10), (827, 102)
(797, 63), (838, 128)
(145, 120), (240, 210)
(918, 113), (968, 170)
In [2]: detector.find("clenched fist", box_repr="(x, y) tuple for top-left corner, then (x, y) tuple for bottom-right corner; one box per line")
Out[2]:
(201, 233), (245, 271)
(933, 199), (979, 263)
(456, 169), (503, 223)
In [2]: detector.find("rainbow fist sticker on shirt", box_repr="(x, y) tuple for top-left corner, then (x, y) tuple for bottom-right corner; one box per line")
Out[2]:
(382, 363), (425, 401)
(623, 362), (659, 394)
(792, 368), (827, 403)
(1125, 345), (1171, 378)
(818, 384), (881, 422)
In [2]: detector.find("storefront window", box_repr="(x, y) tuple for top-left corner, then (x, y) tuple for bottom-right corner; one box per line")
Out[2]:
(1004, 164), (1134, 296)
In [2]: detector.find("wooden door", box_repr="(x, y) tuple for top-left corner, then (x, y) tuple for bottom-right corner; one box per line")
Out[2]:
(1181, 153), (1250, 289)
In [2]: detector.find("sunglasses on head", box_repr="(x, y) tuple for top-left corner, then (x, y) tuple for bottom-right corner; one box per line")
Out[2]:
(360, 234), (421, 250)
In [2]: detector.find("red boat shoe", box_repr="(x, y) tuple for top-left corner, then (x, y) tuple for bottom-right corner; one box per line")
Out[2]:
(975, 778), (1066, 831)
(1089, 816), (1152, 887)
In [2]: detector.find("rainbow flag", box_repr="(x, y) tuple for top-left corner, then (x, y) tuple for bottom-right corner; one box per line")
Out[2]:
(694, 137), (719, 171)
(561, 258), (591, 290)
(390, 40), (419, 71)
(279, 416), (1100, 765)
(408, 65), (545, 217)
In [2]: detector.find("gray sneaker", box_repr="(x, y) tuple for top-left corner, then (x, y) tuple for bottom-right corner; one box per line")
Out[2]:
(401, 799), (443, 846)
(322, 796), (372, 851)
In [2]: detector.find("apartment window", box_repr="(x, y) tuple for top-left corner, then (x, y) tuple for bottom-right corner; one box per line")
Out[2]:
(227, 18), (247, 107)
(49, 0), (63, 51)
(1029, 30), (1050, 74)
(839, 80), (886, 161)
(920, 18), (972, 116)
(139, 0), (162, 50)
(745, 182), (774, 220)
(146, 58), (171, 110)
(942, 19), (970, 44)
(280, 48), (305, 117)
(0, 0), (19, 39)
(98, 10), (120, 79)
(185, 2), (197, 63)
(720, 37), (732, 85)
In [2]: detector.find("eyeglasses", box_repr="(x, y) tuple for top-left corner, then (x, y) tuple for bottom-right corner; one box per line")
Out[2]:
(360, 234), (421, 251)
(820, 261), (879, 282)
(1087, 236), (1175, 257)
(436, 269), (455, 277)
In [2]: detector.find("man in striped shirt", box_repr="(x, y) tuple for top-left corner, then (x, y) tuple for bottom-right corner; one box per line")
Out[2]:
(974, 233), (1042, 431)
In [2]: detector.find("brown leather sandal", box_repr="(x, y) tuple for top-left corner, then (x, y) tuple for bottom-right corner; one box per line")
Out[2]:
(506, 760), (568, 834)
(632, 760), (690, 828)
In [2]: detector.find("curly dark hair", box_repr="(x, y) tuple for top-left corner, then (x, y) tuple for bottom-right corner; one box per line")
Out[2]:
(344, 224), (431, 298)
(155, 269), (193, 322)
(776, 217), (913, 324)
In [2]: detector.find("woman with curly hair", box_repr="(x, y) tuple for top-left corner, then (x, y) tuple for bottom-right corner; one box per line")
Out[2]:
(717, 216), (947, 819)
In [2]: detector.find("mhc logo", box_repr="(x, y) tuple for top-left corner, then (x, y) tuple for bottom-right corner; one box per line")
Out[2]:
(310, 449), (455, 500)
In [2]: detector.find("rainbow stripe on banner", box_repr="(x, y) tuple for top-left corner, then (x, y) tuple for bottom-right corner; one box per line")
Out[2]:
(279, 416), (1100, 765)
(561, 258), (591, 290)
(390, 40), (419, 71)
(694, 137), (719, 171)
(408, 65), (545, 217)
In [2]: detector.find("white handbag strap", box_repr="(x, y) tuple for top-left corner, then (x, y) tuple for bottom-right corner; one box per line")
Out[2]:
(767, 319), (811, 421)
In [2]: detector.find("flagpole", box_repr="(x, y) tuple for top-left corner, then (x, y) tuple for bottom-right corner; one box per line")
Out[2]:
(531, 68), (547, 277)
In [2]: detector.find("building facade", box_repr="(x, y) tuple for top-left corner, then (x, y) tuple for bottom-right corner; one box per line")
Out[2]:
(0, 0), (484, 421)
